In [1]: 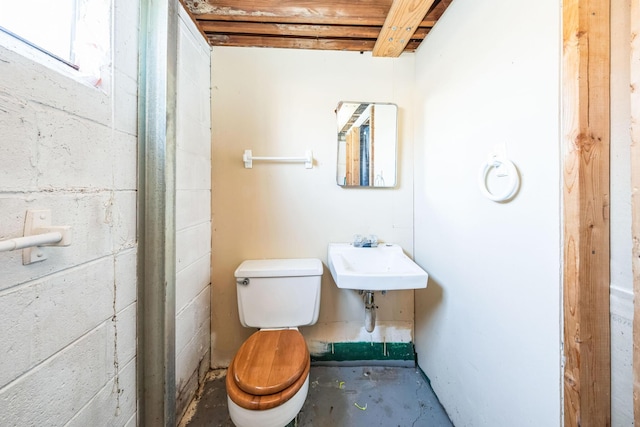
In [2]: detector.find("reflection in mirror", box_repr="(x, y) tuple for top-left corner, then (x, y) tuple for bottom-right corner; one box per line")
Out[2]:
(336, 102), (397, 187)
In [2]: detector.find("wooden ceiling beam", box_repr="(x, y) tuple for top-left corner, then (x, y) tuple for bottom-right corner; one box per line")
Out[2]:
(186, 0), (438, 26)
(185, 0), (451, 54)
(194, 13), (437, 28)
(198, 21), (430, 40)
(373, 0), (437, 57)
(425, 0), (452, 21)
(185, 0), (394, 24)
(206, 34), (421, 52)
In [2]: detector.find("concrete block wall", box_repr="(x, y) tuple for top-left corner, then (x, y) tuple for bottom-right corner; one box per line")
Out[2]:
(175, 6), (212, 420)
(0, 0), (139, 425)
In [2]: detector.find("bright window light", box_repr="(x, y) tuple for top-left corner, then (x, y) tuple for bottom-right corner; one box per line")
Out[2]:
(0, 0), (77, 64)
(0, 0), (110, 86)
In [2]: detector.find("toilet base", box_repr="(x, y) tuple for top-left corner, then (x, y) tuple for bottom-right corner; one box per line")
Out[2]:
(227, 375), (309, 427)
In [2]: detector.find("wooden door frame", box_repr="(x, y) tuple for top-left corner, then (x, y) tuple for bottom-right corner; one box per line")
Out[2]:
(561, 0), (611, 426)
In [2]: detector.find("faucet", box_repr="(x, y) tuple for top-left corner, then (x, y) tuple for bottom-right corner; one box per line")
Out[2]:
(353, 234), (378, 248)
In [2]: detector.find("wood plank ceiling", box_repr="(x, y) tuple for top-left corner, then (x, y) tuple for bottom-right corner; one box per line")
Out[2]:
(182, 0), (453, 57)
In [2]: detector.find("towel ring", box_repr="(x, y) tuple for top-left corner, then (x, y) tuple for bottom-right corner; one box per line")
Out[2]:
(478, 156), (520, 202)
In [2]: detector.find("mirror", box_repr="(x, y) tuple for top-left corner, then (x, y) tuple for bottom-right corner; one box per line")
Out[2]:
(336, 102), (398, 187)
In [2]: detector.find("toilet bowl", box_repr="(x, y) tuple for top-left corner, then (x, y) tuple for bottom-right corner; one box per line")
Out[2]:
(226, 258), (322, 427)
(226, 329), (310, 427)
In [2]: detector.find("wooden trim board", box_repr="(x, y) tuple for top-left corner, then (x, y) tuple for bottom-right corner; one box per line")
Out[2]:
(562, 0), (611, 426)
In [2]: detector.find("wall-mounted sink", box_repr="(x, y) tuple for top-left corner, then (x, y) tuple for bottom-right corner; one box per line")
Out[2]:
(327, 243), (428, 291)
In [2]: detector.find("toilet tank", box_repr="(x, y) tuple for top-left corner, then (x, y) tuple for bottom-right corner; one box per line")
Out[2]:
(234, 258), (323, 328)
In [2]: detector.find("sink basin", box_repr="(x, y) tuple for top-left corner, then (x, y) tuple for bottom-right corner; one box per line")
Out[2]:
(327, 243), (428, 291)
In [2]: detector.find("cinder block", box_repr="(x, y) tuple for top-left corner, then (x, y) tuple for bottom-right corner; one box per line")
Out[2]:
(176, 364), (200, 422)
(0, 321), (115, 426)
(114, 0), (140, 82)
(175, 286), (210, 354)
(176, 254), (210, 313)
(176, 189), (211, 231)
(124, 412), (137, 427)
(113, 70), (138, 136)
(0, 194), (120, 290)
(178, 7), (211, 60)
(0, 198), (31, 243)
(0, 298), (137, 426)
(64, 358), (136, 427)
(176, 150), (211, 191)
(176, 320), (210, 393)
(176, 221), (211, 272)
(36, 105), (113, 190)
(611, 288), (633, 425)
(114, 302), (137, 367)
(0, 45), (111, 125)
(176, 117), (211, 158)
(0, 258), (115, 388)
(110, 191), (137, 252)
(0, 91), (39, 191)
(115, 249), (137, 312)
(112, 130), (137, 189)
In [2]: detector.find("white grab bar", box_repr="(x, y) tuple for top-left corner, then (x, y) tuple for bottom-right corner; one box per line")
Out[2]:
(0, 231), (63, 252)
(243, 149), (313, 169)
(0, 209), (72, 265)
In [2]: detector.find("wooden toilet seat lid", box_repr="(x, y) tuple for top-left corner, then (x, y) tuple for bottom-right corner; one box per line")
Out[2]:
(226, 352), (310, 411)
(232, 329), (309, 396)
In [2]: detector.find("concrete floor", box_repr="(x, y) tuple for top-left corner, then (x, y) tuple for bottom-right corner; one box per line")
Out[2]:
(181, 365), (454, 427)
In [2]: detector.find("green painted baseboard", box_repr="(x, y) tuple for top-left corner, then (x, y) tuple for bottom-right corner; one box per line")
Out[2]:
(310, 342), (416, 363)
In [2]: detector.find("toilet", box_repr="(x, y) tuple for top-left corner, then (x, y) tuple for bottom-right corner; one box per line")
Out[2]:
(226, 258), (323, 427)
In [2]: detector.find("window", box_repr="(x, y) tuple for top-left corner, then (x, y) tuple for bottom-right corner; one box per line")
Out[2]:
(0, 0), (77, 65)
(0, 0), (110, 86)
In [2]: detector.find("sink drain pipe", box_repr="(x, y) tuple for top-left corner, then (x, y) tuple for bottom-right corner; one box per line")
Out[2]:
(363, 291), (376, 333)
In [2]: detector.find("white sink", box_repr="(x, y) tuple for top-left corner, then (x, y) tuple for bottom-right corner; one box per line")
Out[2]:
(327, 243), (428, 291)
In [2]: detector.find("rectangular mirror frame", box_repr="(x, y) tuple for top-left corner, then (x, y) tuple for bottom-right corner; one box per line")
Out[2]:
(336, 101), (398, 188)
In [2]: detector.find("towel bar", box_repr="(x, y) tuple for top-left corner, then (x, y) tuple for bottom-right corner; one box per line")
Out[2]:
(243, 149), (313, 169)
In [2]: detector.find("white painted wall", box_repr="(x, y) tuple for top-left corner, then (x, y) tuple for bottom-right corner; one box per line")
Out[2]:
(412, 0), (562, 426)
(175, 5), (212, 419)
(610, 0), (634, 424)
(210, 47), (416, 366)
(0, 0), (139, 425)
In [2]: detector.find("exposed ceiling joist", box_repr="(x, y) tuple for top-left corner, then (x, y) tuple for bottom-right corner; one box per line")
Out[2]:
(184, 0), (452, 56)
(373, 0), (438, 57)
